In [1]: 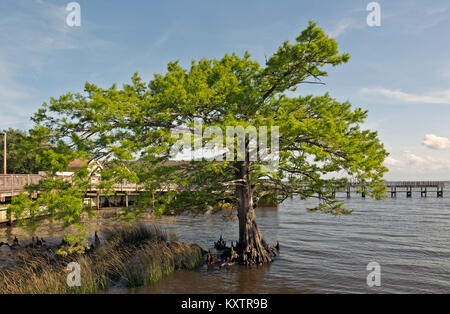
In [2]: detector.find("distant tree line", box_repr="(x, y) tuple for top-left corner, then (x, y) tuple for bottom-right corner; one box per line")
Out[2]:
(0, 128), (50, 174)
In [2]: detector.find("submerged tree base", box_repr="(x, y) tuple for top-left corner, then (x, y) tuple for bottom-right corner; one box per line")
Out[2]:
(0, 224), (204, 294)
(208, 235), (279, 267)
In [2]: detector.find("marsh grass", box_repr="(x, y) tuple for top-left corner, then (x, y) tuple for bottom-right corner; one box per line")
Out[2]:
(0, 223), (204, 294)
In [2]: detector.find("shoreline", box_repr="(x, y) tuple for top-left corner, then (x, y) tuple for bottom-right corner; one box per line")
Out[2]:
(0, 224), (205, 294)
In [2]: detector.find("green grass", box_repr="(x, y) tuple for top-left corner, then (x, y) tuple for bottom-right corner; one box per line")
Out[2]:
(0, 223), (204, 294)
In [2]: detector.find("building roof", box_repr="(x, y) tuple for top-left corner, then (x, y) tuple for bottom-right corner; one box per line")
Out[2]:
(68, 159), (88, 169)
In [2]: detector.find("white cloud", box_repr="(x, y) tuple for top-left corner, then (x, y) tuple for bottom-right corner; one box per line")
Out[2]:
(328, 20), (352, 38)
(413, 4), (450, 31)
(384, 157), (403, 167)
(0, 1), (110, 66)
(0, 1), (112, 128)
(0, 2), (78, 55)
(423, 134), (450, 150)
(0, 56), (39, 127)
(404, 150), (450, 170)
(360, 87), (450, 105)
(384, 150), (450, 172)
(327, 18), (361, 38)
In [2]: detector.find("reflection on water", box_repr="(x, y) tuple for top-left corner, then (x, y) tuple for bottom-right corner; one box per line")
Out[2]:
(2, 194), (450, 293)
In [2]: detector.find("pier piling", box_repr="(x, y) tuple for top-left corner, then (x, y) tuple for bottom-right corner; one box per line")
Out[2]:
(391, 186), (397, 198)
(406, 187), (412, 198)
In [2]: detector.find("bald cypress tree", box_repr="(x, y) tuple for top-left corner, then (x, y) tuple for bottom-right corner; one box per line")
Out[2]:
(14, 22), (387, 263)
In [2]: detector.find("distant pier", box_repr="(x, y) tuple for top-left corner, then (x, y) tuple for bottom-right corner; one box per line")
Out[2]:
(385, 181), (445, 198)
(340, 181), (446, 199)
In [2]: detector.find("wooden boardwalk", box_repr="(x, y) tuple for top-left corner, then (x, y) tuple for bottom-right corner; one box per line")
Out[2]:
(1, 174), (447, 204)
(0, 174), (144, 224)
(0, 174), (41, 200)
(0, 175), (447, 224)
(0, 174), (141, 201)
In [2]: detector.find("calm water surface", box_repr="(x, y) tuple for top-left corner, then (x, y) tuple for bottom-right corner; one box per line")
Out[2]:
(2, 194), (450, 293)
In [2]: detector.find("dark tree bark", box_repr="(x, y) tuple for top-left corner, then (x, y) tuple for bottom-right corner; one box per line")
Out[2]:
(235, 160), (275, 265)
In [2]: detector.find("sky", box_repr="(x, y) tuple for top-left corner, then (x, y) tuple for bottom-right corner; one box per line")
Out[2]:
(0, 0), (450, 180)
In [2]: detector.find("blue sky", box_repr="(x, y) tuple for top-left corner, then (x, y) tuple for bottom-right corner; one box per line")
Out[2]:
(1, 0), (450, 180)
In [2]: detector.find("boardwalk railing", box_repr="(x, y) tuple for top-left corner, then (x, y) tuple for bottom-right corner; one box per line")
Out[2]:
(0, 174), (143, 201)
(385, 181), (445, 188)
(0, 175), (447, 202)
(0, 174), (41, 199)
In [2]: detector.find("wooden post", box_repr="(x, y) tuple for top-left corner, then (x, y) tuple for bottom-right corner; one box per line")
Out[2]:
(97, 192), (100, 210)
(421, 187), (427, 198)
(391, 186), (397, 198)
(125, 192), (129, 207)
(8, 175), (13, 225)
(407, 186), (412, 198)
(2, 132), (6, 175)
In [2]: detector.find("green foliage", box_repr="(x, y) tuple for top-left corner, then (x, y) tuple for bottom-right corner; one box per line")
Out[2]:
(308, 200), (353, 215)
(7, 192), (42, 230)
(56, 224), (90, 256)
(8, 149), (95, 248)
(10, 21), (388, 238)
(0, 128), (50, 174)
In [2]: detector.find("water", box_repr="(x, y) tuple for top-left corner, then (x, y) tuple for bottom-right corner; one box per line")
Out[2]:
(123, 194), (450, 294)
(2, 193), (450, 293)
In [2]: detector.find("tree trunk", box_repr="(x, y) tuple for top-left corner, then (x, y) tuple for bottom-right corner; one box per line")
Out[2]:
(235, 160), (275, 265)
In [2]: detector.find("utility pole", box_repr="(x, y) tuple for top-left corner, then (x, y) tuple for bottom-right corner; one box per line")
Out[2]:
(1, 131), (6, 175)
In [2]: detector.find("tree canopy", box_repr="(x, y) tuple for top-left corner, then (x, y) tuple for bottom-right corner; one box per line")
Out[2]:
(10, 22), (388, 263)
